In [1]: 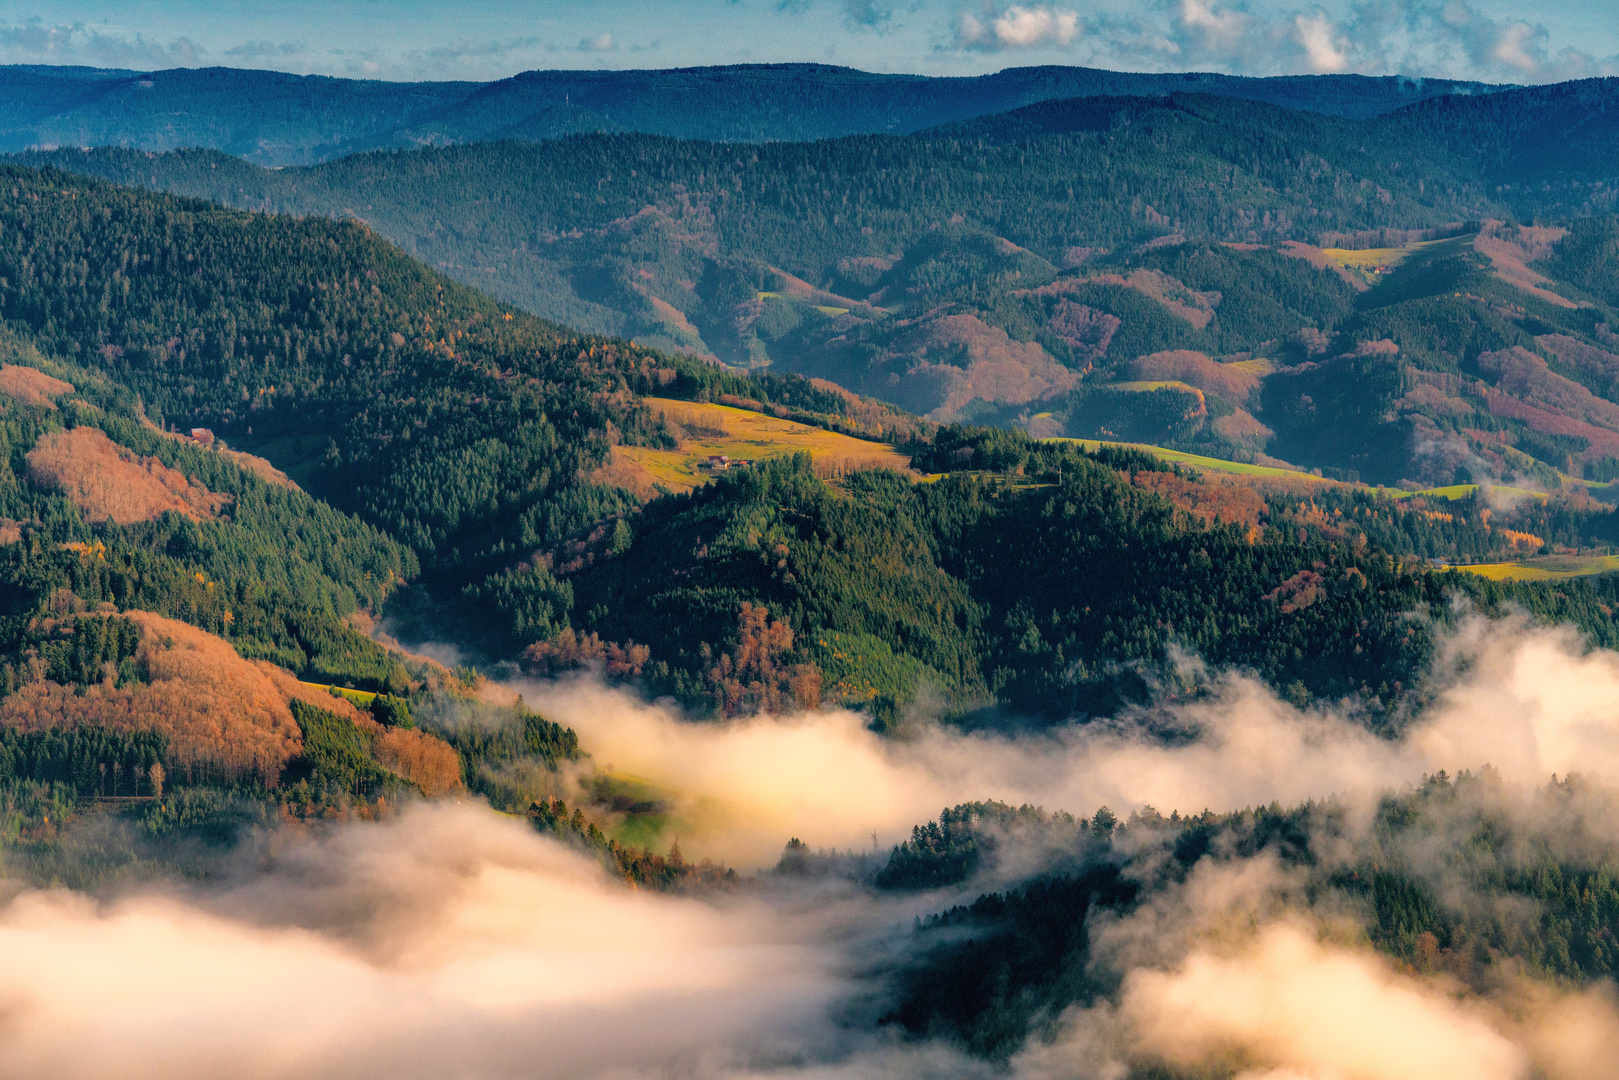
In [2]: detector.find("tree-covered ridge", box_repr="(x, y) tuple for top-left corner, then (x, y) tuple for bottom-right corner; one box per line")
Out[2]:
(11, 94), (1493, 338)
(0, 358), (413, 687)
(0, 165), (699, 584)
(2, 152), (1619, 734)
(21, 84), (1619, 489)
(0, 63), (1501, 167)
(882, 771), (1619, 1060)
(520, 434), (1619, 724)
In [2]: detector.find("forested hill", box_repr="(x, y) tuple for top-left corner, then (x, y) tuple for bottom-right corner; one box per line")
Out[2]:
(6, 158), (1619, 736)
(0, 163), (677, 579)
(0, 63), (1501, 166)
(23, 80), (1619, 491)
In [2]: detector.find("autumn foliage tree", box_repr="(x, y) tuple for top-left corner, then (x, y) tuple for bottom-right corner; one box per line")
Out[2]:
(706, 602), (822, 715)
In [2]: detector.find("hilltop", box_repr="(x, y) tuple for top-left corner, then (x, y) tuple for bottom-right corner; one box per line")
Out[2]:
(23, 81), (1619, 491)
(1, 159), (1617, 731)
(0, 62), (1501, 166)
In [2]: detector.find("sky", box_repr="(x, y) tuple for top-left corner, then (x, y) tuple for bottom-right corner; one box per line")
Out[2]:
(0, 0), (1611, 85)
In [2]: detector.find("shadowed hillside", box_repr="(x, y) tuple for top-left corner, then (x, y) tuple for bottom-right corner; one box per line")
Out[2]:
(0, 62), (1501, 165)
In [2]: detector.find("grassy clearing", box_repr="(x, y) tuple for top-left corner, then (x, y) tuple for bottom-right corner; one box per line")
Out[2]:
(299, 681), (377, 706)
(623, 397), (918, 492)
(1395, 483), (1549, 502)
(758, 291), (851, 316)
(1322, 234), (1476, 285)
(1059, 438), (1326, 480)
(1056, 440), (1575, 505)
(1450, 554), (1619, 582)
(589, 771), (675, 848)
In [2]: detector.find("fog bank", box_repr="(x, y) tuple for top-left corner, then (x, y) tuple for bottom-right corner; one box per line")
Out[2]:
(0, 804), (846, 1080)
(529, 613), (1619, 865)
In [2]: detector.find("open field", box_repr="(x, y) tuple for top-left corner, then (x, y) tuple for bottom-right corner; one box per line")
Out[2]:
(1059, 440), (1574, 502)
(1060, 438), (1327, 479)
(759, 290), (848, 316)
(1321, 233), (1475, 285)
(299, 681), (377, 706)
(619, 397), (917, 492)
(1450, 554), (1619, 582)
(1398, 483), (1549, 502)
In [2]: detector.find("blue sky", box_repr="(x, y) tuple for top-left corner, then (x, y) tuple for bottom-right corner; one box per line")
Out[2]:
(0, 1), (1611, 83)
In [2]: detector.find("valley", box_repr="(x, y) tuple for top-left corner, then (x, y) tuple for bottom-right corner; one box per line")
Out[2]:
(2, 56), (1619, 1080)
(20, 81), (1619, 496)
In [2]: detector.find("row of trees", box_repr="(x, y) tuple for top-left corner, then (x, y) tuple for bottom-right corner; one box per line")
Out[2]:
(885, 769), (1619, 1059)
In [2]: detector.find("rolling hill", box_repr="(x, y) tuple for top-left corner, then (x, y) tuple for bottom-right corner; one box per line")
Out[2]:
(0, 62), (1502, 165)
(2, 157), (1617, 727)
(19, 80), (1619, 491)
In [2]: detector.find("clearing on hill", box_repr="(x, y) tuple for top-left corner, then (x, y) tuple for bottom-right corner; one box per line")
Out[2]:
(25, 427), (229, 525)
(607, 398), (918, 493)
(0, 364), (73, 409)
(1451, 554), (1619, 582)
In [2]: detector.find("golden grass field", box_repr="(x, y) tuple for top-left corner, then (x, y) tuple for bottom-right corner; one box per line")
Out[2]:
(1061, 438), (1329, 479)
(1222, 357), (1276, 376)
(1321, 234), (1475, 285)
(617, 398), (918, 492)
(1398, 483), (1549, 502)
(299, 681), (378, 706)
(1450, 555), (1619, 582)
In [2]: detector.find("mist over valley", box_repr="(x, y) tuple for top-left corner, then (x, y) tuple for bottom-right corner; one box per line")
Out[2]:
(1, 40), (1619, 1080)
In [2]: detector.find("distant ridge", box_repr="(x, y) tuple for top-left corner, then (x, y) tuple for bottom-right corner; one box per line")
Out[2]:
(0, 62), (1505, 166)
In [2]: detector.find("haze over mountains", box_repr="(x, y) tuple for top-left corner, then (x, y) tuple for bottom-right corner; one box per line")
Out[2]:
(0, 61), (1503, 165)
(27, 72), (1619, 489)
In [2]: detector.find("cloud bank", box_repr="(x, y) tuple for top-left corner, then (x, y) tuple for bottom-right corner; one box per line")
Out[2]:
(947, 0), (1617, 81)
(0, 804), (851, 1080)
(3, 611), (1619, 1076)
(528, 613), (1619, 866)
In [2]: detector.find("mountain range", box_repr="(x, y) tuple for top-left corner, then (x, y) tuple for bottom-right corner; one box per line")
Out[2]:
(22, 76), (1619, 489)
(0, 62), (1503, 165)
(5, 61), (1619, 1074)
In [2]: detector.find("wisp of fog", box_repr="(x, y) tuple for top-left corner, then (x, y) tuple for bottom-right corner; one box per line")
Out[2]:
(7, 612), (1619, 1078)
(527, 613), (1619, 865)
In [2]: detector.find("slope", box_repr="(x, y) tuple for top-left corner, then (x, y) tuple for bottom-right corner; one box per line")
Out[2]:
(0, 63), (1501, 166)
(19, 84), (1619, 486)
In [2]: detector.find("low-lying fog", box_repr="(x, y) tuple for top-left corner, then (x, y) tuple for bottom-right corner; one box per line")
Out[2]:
(6, 612), (1619, 1079)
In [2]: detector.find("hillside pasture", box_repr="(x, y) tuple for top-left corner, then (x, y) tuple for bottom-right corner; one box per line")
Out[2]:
(1451, 554), (1619, 581)
(1322, 233), (1476, 285)
(617, 398), (918, 493)
(1398, 483), (1550, 502)
(1059, 438), (1326, 480)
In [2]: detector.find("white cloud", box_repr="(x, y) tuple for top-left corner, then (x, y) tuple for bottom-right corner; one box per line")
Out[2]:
(1179, 0), (1254, 51)
(957, 5), (1081, 51)
(1295, 11), (1350, 72)
(1122, 922), (1527, 1080)
(0, 804), (860, 1080)
(579, 32), (617, 53)
(0, 21), (202, 70)
(525, 612), (1619, 867)
(940, 0), (1617, 83)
